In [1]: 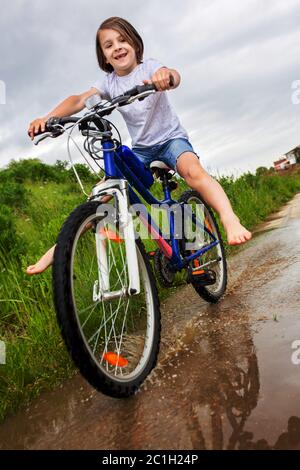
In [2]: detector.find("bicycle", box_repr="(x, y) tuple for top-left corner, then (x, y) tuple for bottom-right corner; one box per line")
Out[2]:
(33, 83), (227, 398)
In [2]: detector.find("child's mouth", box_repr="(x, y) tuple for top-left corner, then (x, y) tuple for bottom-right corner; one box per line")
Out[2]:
(115, 52), (127, 61)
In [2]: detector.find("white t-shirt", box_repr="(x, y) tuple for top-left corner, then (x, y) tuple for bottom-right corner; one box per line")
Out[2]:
(92, 58), (189, 148)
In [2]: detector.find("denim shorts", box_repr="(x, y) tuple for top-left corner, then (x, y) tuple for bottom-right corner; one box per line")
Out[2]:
(132, 138), (199, 172)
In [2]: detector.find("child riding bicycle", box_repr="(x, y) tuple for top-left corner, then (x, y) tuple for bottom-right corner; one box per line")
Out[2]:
(27, 16), (251, 275)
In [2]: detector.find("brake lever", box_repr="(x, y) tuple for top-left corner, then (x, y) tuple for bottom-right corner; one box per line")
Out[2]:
(33, 132), (61, 146)
(137, 89), (156, 102)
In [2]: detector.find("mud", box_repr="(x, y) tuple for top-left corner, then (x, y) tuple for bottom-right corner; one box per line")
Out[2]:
(0, 194), (300, 450)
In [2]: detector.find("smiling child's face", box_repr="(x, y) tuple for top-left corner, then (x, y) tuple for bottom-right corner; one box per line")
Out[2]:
(99, 28), (138, 76)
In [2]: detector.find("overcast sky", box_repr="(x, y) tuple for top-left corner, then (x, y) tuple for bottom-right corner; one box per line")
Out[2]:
(0, 0), (299, 175)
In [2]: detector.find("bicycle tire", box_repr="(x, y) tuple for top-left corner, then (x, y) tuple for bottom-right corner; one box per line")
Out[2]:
(178, 190), (227, 303)
(52, 201), (161, 398)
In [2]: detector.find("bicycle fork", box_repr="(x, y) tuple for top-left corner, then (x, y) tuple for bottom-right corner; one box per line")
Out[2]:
(91, 179), (140, 301)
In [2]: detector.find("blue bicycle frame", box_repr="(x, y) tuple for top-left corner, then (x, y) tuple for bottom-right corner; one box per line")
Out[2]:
(101, 139), (219, 271)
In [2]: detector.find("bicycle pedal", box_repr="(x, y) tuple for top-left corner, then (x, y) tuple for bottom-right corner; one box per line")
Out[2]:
(187, 267), (216, 286)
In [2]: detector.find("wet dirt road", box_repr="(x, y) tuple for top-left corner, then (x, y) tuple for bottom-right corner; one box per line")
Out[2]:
(0, 194), (300, 450)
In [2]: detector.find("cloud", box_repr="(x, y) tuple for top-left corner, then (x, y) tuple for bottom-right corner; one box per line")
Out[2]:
(0, 0), (299, 175)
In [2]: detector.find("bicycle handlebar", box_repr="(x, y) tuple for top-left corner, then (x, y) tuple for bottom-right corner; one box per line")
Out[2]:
(33, 75), (174, 141)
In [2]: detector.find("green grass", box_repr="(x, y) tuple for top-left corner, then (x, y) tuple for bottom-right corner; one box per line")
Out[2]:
(0, 159), (300, 422)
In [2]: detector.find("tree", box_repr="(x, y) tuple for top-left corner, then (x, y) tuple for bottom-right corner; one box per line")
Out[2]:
(255, 166), (269, 177)
(55, 159), (69, 170)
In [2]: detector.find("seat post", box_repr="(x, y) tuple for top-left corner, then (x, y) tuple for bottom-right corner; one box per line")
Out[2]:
(149, 161), (178, 199)
(161, 173), (171, 200)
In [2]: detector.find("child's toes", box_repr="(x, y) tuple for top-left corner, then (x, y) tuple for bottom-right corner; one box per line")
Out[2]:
(26, 265), (36, 275)
(246, 231), (252, 240)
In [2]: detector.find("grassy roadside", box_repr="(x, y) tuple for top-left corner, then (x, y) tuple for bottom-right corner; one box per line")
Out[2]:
(1, 160), (300, 422)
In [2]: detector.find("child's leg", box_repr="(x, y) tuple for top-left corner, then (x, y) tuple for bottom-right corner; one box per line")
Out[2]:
(26, 244), (56, 275)
(26, 193), (113, 275)
(176, 152), (252, 245)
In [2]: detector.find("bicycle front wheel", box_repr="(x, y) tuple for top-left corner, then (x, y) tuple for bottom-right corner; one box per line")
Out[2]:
(52, 201), (161, 398)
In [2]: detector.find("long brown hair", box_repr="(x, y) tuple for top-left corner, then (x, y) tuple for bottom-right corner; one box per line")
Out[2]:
(96, 17), (144, 73)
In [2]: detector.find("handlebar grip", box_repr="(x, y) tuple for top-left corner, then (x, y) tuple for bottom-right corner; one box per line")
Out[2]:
(139, 74), (174, 92)
(45, 116), (79, 132)
(142, 74), (174, 90)
(169, 73), (175, 88)
(139, 83), (157, 92)
(45, 116), (62, 132)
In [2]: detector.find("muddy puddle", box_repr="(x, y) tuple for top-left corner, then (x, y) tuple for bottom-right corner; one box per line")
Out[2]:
(0, 195), (300, 450)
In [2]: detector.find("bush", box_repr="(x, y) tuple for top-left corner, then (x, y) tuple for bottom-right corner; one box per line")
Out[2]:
(70, 163), (99, 182)
(0, 181), (28, 209)
(54, 160), (70, 181)
(0, 205), (18, 253)
(256, 166), (269, 177)
(3, 159), (58, 183)
(0, 158), (99, 185)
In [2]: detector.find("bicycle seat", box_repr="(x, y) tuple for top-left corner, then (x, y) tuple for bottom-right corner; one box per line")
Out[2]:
(150, 161), (175, 182)
(149, 161), (172, 172)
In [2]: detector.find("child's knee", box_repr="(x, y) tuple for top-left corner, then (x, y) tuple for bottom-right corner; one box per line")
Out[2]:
(185, 164), (206, 182)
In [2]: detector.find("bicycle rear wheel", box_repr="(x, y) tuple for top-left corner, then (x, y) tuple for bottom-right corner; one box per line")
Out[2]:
(52, 201), (160, 398)
(178, 190), (227, 303)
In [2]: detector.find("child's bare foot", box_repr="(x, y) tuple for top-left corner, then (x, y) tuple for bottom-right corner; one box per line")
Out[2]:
(221, 215), (252, 246)
(26, 245), (56, 275)
(26, 189), (112, 277)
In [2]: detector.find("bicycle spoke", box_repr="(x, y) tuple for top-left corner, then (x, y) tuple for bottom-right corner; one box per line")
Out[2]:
(182, 193), (226, 296)
(66, 208), (158, 386)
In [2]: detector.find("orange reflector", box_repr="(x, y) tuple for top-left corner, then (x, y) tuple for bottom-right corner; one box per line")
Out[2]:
(191, 250), (200, 268)
(99, 228), (123, 243)
(205, 217), (213, 233)
(103, 352), (128, 368)
(192, 269), (205, 276)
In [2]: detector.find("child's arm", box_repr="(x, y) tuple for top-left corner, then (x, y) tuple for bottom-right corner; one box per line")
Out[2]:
(28, 87), (101, 140)
(143, 67), (181, 91)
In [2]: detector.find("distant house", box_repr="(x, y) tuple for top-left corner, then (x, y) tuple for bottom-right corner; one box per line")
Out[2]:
(274, 157), (288, 171)
(274, 146), (298, 171)
(285, 150), (297, 165)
